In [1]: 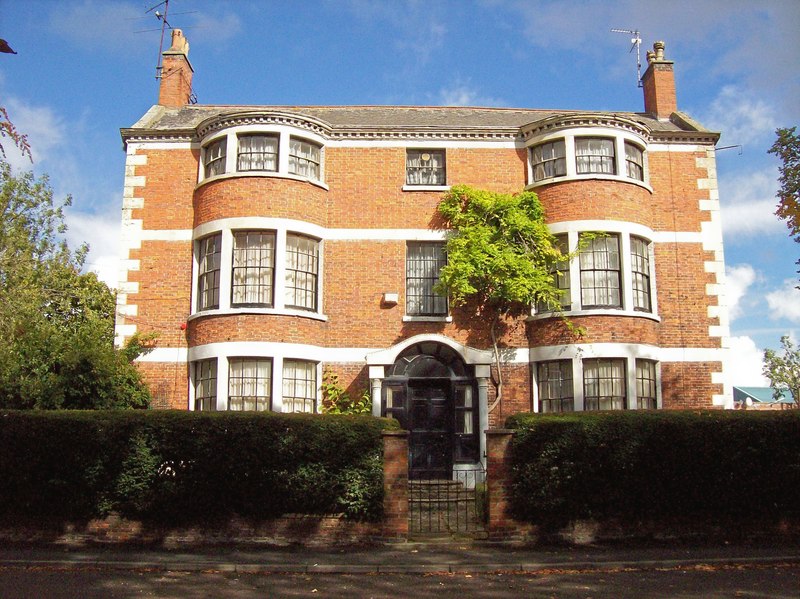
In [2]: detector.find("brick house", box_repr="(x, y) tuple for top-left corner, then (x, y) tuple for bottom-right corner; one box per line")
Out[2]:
(116, 31), (731, 476)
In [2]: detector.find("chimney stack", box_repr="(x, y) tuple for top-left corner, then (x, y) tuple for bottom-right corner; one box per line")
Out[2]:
(158, 29), (194, 107)
(641, 41), (677, 120)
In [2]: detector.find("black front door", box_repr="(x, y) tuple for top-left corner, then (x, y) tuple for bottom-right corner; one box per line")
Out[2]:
(408, 380), (452, 479)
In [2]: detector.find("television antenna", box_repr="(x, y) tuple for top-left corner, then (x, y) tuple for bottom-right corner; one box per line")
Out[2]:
(611, 28), (643, 88)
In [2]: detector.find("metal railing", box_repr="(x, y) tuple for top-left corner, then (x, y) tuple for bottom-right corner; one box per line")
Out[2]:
(408, 466), (487, 535)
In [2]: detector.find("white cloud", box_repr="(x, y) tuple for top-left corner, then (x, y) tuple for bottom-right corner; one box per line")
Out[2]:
(437, 82), (507, 107)
(65, 206), (122, 290)
(728, 335), (769, 387)
(725, 263), (757, 320)
(719, 166), (782, 238)
(700, 86), (778, 147)
(766, 279), (800, 323)
(2, 98), (65, 169)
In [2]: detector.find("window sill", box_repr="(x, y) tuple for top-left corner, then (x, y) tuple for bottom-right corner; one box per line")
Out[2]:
(402, 184), (451, 192)
(402, 315), (453, 323)
(525, 174), (652, 194)
(197, 171), (329, 191)
(189, 307), (329, 322)
(528, 308), (660, 322)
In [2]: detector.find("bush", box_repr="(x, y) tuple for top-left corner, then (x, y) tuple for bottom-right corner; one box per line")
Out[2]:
(506, 410), (800, 528)
(0, 410), (398, 525)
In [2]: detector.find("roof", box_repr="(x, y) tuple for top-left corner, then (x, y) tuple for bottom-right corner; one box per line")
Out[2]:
(121, 104), (720, 146)
(733, 386), (796, 404)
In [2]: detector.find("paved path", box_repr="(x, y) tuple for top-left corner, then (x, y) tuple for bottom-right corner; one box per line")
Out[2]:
(1, 541), (798, 574)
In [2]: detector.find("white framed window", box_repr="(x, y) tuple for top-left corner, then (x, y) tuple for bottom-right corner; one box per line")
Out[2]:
(197, 234), (222, 311)
(285, 234), (320, 311)
(576, 137), (616, 175)
(537, 360), (574, 413)
(282, 359), (318, 413)
(192, 222), (324, 319)
(194, 358), (217, 411)
(232, 231), (275, 307)
(531, 140), (567, 182)
(635, 359), (657, 409)
(406, 242), (447, 316)
(625, 141), (644, 181)
(406, 149), (446, 186)
(630, 236), (651, 311)
(228, 358), (272, 411)
(289, 137), (321, 181)
(526, 130), (649, 187)
(583, 358), (626, 411)
(203, 138), (226, 178)
(237, 134), (278, 172)
(579, 234), (621, 309)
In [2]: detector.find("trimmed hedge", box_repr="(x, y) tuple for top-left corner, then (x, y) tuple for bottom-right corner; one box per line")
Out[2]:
(506, 410), (800, 528)
(0, 410), (398, 524)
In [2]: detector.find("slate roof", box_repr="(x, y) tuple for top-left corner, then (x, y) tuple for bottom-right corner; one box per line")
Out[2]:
(733, 386), (796, 404)
(123, 104), (717, 142)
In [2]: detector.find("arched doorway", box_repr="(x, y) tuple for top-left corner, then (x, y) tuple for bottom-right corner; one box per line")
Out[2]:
(381, 341), (479, 479)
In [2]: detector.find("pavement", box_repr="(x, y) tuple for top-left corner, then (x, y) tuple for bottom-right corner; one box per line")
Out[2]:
(1, 541), (798, 574)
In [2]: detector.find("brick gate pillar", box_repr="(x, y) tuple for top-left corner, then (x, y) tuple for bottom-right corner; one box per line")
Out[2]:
(382, 430), (409, 539)
(486, 428), (517, 539)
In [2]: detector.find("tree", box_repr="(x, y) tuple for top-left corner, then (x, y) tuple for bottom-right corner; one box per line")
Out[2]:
(0, 159), (151, 409)
(763, 335), (800, 407)
(768, 127), (800, 275)
(0, 106), (31, 161)
(435, 185), (572, 411)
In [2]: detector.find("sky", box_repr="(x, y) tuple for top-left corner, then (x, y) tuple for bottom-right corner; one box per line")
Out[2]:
(1, 0), (798, 386)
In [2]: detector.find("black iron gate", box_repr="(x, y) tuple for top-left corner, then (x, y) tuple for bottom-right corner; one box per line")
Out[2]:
(408, 466), (487, 535)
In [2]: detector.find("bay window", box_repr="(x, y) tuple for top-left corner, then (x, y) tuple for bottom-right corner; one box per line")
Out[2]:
(531, 140), (567, 182)
(237, 134), (278, 172)
(583, 358), (626, 411)
(289, 137), (321, 181)
(636, 359), (658, 409)
(576, 137), (616, 175)
(203, 138), (226, 178)
(282, 359), (317, 413)
(285, 234), (319, 311)
(537, 360), (574, 413)
(630, 236), (652, 311)
(197, 234), (222, 311)
(232, 231), (275, 307)
(625, 141), (645, 181)
(579, 234), (621, 308)
(228, 358), (272, 411)
(194, 359), (217, 411)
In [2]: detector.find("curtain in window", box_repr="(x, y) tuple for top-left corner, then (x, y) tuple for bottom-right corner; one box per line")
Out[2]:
(285, 235), (319, 310)
(237, 135), (278, 171)
(288, 139), (320, 180)
(204, 139), (226, 178)
(229, 358), (272, 411)
(232, 231), (275, 306)
(197, 234), (222, 310)
(532, 141), (567, 181)
(406, 150), (445, 185)
(579, 235), (621, 308)
(576, 138), (615, 174)
(406, 242), (447, 315)
(625, 142), (644, 180)
(583, 358), (625, 410)
(282, 360), (317, 413)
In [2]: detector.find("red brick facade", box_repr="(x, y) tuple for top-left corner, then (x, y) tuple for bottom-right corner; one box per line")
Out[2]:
(116, 39), (731, 461)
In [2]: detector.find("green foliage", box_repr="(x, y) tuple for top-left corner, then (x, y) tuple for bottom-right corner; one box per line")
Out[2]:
(506, 411), (800, 529)
(0, 160), (150, 409)
(0, 410), (398, 524)
(763, 335), (800, 406)
(321, 368), (372, 415)
(769, 127), (800, 274)
(436, 185), (566, 315)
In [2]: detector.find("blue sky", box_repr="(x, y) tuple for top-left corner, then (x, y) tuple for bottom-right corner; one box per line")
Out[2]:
(1, 0), (798, 385)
